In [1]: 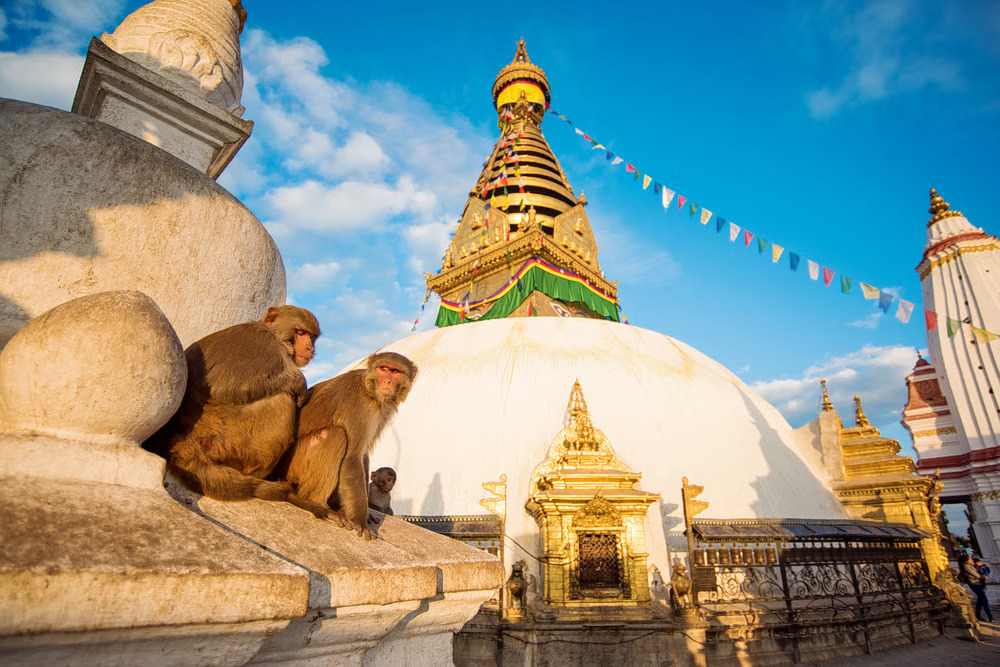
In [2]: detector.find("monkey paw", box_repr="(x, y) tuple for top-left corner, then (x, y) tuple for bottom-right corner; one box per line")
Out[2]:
(367, 511), (383, 525)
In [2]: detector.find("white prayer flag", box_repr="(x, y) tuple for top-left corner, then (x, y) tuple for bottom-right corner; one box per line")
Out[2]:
(896, 299), (915, 323)
(574, 128), (585, 136)
(729, 222), (740, 242)
(611, 156), (624, 166)
(808, 260), (819, 280)
(662, 188), (675, 209)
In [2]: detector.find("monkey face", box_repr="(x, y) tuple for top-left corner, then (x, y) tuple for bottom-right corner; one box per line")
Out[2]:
(375, 474), (395, 493)
(293, 328), (317, 367)
(375, 364), (406, 398)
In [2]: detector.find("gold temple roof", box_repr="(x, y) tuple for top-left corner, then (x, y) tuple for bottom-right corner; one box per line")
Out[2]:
(927, 188), (963, 227)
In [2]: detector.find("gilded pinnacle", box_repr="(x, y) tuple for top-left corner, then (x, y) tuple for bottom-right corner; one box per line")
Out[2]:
(854, 393), (870, 428)
(820, 378), (834, 412)
(927, 188), (963, 227)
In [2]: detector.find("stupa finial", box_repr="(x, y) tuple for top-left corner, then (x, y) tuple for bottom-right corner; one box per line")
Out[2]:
(820, 378), (834, 412)
(927, 188), (962, 227)
(514, 37), (530, 64)
(854, 393), (870, 427)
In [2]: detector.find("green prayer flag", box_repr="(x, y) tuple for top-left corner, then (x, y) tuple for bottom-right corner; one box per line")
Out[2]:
(634, 170), (642, 181)
(841, 275), (853, 293)
(757, 237), (768, 254)
(947, 317), (960, 338)
(690, 201), (698, 217)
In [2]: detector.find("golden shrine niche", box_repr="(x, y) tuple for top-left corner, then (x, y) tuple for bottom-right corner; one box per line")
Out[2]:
(525, 380), (659, 614)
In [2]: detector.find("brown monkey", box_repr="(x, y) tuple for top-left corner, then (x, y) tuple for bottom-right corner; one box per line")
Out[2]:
(147, 305), (324, 508)
(368, 467), (396, 516)
(279, 352), (417, 539)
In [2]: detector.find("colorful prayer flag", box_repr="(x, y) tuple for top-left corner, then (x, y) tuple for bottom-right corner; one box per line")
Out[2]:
(744, 229), (754, 247)
(625, 163), (636, 173)
(701, 208), (712, 225)
(642, 175), (652, 190)
(606, 151), (614, 161)
(790, 253), (800, 271)
(677, 195), (687, 209)
(772, 243), (784, 262)
(662, 188), (675, 209)
(841, 275), (853, 293)
(690, 201), (698, 217)
(758, 237), (768, 254)
(947, 317), (960, 338)
(972, 326), (999, 343)
(822, 267), (834, 286)
(717, 216), (726, 233)
(878, 291), (895, 313)
(582, 133), (592, 142)
(611, 156), (623, 166)
(808, 260), (819, 280)
(634, 170), (642, 181)
(860, 283), (880, 300)
(896, 299), (914, 323)
(654, 182), (662, 195)
(729, 222), (740, 242)
(574, 128), (585, 136)
(925, 309), (938, 331)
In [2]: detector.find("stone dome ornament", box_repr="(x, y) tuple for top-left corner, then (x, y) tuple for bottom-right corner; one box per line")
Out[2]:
(101, 0), (247, 115)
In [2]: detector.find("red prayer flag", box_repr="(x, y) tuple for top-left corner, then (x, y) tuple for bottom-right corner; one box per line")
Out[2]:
(925, 309), (938, 331)
(822, 267), (835, 286)
(744, 229), (754, 247)
(583, 134), (592, 142)
(677, 195), (687, 209)
(625, 163), (636, 173)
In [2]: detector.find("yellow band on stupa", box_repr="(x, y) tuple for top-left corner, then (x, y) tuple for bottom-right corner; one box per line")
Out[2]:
(495, 80), (546, 109)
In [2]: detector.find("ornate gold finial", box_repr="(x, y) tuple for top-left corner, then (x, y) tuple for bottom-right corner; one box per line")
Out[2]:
(568, 378), (587, 418)
(513, 37), (530, 63)
(566, 379), (598, 449)
(578, 190), (588, 206)
(854, 393), (870, 427)
(927, 188), (962, 227)
(820, 378), (834, 412)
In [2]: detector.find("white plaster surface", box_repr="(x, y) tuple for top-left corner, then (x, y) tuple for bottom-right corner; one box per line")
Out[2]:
(0, 291), (185, 445)
(366, 317), (849, 578)
(0, 99), (284, 349)
(102, 0), (245, 114)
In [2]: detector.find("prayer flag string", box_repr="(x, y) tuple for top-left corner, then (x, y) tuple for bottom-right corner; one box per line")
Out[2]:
(544, 107), (1000, 340)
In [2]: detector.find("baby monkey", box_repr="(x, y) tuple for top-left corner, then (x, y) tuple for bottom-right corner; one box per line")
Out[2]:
(368, 467), (396, 516)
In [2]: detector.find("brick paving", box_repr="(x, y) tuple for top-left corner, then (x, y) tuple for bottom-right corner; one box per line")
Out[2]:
(814, 621), (1000, 666)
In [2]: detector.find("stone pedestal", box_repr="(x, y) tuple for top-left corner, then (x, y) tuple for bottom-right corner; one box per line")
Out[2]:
(73, 38), (251, 179)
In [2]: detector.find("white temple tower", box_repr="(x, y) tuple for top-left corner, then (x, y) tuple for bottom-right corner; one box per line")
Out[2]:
(909, 188), (1000, 566)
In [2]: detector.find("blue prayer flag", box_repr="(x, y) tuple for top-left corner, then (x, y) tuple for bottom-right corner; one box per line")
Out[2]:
(878, 292), (895, 313)
(790, 253), (800, 271)
(717, 216), (726, 232)
(606, 151), (614, 161)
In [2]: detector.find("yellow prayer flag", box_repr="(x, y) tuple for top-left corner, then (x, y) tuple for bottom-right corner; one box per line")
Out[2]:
(772, 244), (784, 263)
(642, 175), (652, 190)
(860, 283), (880, 300)
(972, 326), (999, 343)
(700, 208), (712, 225)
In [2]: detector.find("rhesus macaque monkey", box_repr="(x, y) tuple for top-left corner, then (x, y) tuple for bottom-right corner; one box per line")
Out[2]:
(280, 352), (417, 539)
(147, 305), (323, 509)
(368, 467), (396, 516)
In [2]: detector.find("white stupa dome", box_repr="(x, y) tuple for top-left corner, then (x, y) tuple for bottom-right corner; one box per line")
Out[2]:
(369, 317), (847, 572)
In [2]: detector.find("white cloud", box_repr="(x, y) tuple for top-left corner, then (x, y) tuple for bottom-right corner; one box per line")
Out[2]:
(265, 177), (437, 232)
(752, 344), (922, 429)
(850, 312), (883, 329)
(805, 0), (964, 119)
(0, 50), (83, 109)
(290, 261), (341, 291)
(404, 219), (455, 273)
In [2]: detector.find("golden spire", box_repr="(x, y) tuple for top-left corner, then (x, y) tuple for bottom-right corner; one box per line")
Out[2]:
(854, 394), (870, 427)
(492, 39), (550, 127)
(820, 378), (834, 412)
(927, 188), (963, 227)
(567, 379), (597, 448)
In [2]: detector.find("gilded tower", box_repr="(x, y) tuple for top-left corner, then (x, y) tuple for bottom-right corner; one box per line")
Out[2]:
(425, 40), (619, 326)
(910, 189), (1000, 567)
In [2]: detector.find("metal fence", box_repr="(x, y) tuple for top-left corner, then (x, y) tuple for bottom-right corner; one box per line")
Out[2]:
(689, 520), (946, 655)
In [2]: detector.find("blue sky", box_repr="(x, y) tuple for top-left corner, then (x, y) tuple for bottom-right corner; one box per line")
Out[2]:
(3, 0), (1000, 464)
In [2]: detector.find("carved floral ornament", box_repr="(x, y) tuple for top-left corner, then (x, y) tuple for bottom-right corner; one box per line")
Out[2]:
(527, 380), (631, 494)
(573, 494), (622, 527)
